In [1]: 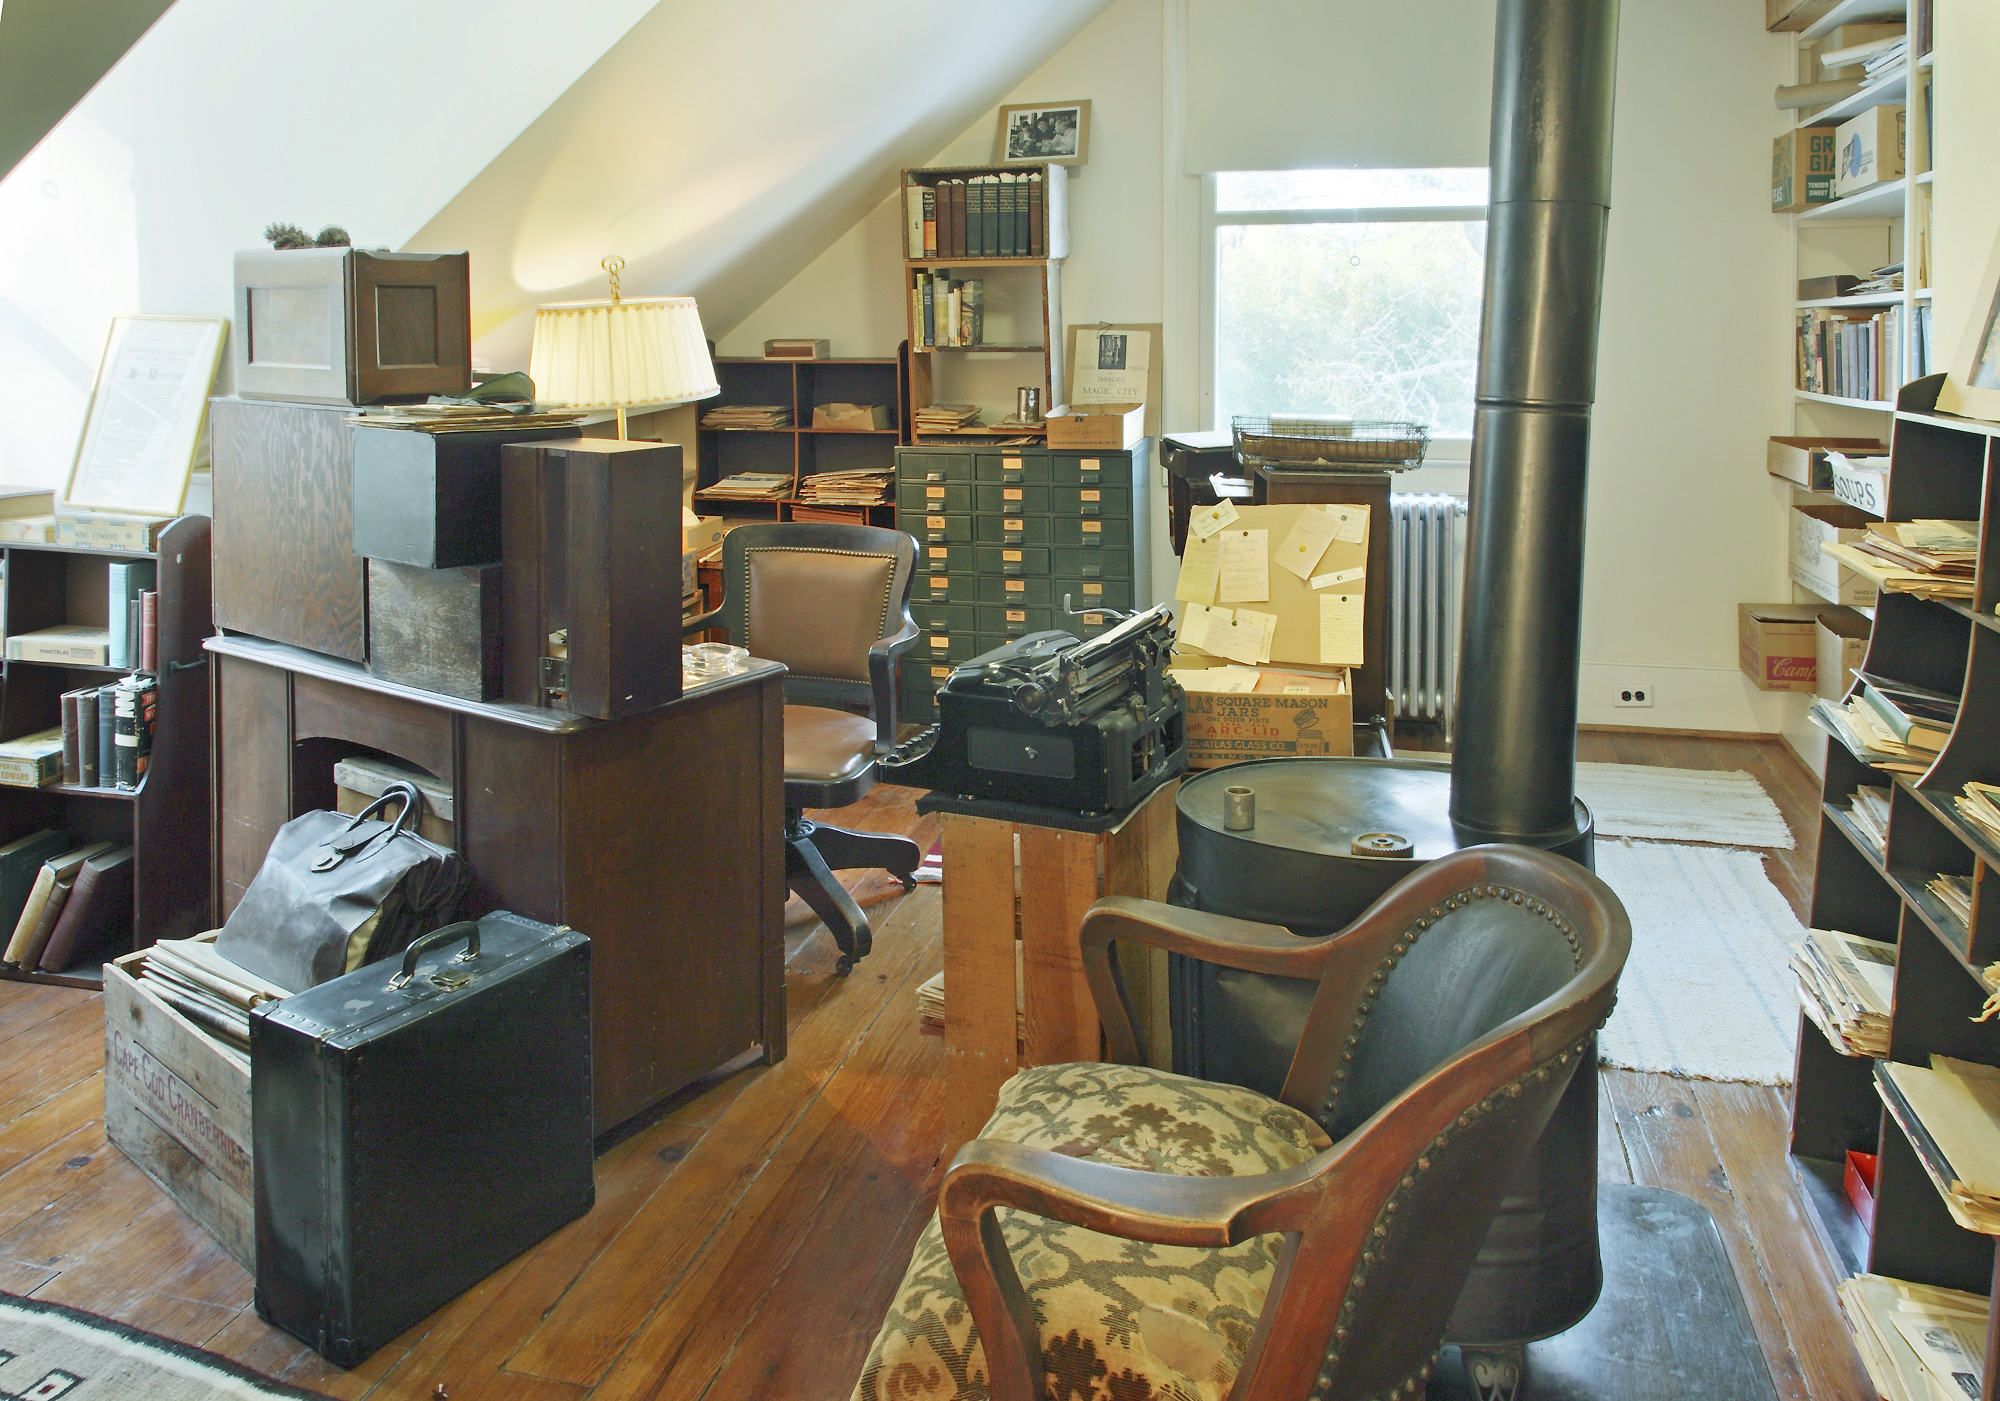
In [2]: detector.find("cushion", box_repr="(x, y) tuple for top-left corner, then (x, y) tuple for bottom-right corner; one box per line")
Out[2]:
(785, 705), (878, 784)
(851, 1062), (1332, 1401)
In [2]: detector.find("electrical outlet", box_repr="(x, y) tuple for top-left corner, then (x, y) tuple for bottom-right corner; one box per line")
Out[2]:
(1614, 681), (1655, 708)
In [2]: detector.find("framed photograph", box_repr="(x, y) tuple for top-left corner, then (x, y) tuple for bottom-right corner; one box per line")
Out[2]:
(995, 100), (1091, 168)
(65, 315), (228, 517)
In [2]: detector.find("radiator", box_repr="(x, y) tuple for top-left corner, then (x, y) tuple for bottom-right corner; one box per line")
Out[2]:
(1388, 493), (1468, 731)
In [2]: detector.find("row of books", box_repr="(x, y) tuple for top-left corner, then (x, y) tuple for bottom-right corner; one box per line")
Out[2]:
(0, 831), (133, 976)
(794, 469), (892, 507)
(911, 275), (985, 349)
(1876, 1054), (2000, 1233)
(138, 936), (286, 1056)
(1791, 927), (1894, 1056)
(904, 174), (1047, 260)
(2, 560), (159, 669)
(1821, 520), (1977, 603)
(1840, 1273), (1987, 1401)
(701, 405), (790, 430)
(1796, 303), (1909, 401)
(1, 673), (162, 792)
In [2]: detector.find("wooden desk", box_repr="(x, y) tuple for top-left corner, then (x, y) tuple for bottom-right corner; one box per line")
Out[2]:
(207, 635), (786, 1133)
(939, 783), (1178, 1159)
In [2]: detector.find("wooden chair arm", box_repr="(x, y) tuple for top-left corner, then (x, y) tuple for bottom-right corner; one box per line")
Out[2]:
(1079, 897), (1334, 1065)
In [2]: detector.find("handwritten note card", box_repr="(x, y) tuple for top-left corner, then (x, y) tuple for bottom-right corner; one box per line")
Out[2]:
(1207, 607), (1276, 665)
(1178, 602), (1229, 653)
(1276, 505), (1339, 580)
(1329, 506), (1369, 546)
(1319, 591), (1365, 666)
(1189, 501), (1240, 540)
(1309, 565), (1366, 590)
(1175, 533), (1220, 603)
(1217, 529), (1269, 603)
(1236, 607), (1278, 663)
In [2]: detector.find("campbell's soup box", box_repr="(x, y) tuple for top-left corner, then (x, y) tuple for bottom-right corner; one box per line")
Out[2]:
(1738, 603), (1831, 693)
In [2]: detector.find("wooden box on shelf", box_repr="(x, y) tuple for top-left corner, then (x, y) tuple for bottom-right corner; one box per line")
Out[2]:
(0, 517), (213, 986)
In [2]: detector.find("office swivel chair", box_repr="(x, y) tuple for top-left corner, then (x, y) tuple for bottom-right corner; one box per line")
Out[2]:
(684, 522), (924, 974)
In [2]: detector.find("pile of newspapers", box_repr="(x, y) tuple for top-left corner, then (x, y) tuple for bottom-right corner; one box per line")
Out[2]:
(1840, 1274), (1987, 1401)
(138, 936), (288, 1061)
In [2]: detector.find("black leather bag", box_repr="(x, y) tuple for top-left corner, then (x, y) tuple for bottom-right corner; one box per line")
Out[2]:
(215, 782), (470, 992)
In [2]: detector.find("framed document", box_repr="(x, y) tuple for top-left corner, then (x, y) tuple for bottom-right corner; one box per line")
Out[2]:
(64, 315), (228, 516)
(1939, 225), (2000, 422)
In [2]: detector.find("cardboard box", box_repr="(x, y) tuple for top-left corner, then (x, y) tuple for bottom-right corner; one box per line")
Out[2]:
(1740, 603), (1833, 692)
(812, 402), (891, 431)
(1829, 454), (1888, 516)
(1773, 129), (1840, 212)
(1767, 436), (1886, 491)
(1815, 608), (1871, 700)
(1171, 662), (1353, 767)
(1832, 105), (1905, 198)
(1044, 402), (1145, 450)
(1790, 503), (1877, 605)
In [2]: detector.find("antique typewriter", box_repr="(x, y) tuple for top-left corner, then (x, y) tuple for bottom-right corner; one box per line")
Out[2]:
(881, 604), (1186, 815)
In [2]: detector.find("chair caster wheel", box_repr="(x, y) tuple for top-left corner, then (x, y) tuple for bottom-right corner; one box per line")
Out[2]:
(898, 875), (917, 893)
(834, 955), (854, 977)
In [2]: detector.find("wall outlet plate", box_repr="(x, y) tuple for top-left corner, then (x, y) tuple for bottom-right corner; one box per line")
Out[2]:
(1614, 681), (1655, 707)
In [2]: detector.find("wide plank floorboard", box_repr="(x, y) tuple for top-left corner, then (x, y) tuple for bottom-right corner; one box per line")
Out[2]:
(0, 743), (1875, 1399)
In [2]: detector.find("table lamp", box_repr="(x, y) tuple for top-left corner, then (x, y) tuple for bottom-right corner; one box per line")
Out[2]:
(529, 257), (720, 439)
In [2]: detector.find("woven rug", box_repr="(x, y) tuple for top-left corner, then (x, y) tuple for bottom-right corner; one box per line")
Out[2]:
(1575, 763), (1794, 849)
(0, 1293), (327, 1399)
(1593, 840), (1803, 1085)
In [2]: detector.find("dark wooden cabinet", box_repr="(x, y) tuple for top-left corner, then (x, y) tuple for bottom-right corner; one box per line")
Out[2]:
(208, 635), (785, 1132)
(697, 355), (909, 525)
(0, 518), (213, 983)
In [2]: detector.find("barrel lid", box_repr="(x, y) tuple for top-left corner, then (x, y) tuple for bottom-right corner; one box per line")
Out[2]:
(1178, 758), (1462, 862)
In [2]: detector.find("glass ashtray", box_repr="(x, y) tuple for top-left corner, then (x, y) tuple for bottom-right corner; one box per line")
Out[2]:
(683, 642), (749, 681)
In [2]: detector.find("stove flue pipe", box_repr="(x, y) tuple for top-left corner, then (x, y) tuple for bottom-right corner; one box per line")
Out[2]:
(1451, 0), (1619, 850)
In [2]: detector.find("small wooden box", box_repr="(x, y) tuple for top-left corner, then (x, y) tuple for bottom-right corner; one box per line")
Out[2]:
(366, 559), (503, 701)
(233, 248), (471, 406)
(103, 937), (254, 1269)
(501, 438), (682, 719)
(351, 424), (575, 568)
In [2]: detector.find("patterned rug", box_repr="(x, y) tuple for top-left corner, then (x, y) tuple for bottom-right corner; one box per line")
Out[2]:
(1593, 840), (1805, 1085)
(1575, 763), (1794, 849)
(0, 1294), (327, 1400)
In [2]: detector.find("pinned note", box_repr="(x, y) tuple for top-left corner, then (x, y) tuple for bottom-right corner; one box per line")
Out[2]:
(1207, 607), (1275, 665)
(1329, 506), (1368, 546)
(1177, 602), (1228, 653)
(1175, 533), (1220, 603)
(1189, 501), (1240, 540)
(1217, 529), (1270, 603)
(1319, 591), (1365, 666)
(1309, 565), (1367, 590)
(1276, 505), (1340, 580)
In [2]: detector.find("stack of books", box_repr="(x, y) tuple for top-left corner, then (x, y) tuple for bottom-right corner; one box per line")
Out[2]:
(795, 469), (892, 507)
(1956, 781), (2000, 847)
(912, 274), (984, 349)
(1875, 1055), (2000, 1233)
(914, 403), (983, 434)
(1839, 1273), (1988, 1401)
(138, 936), (288, 1055)
(700, 405), (790, 430)
(1790, 928), (1894, 1056)
(0, 488), (57, 543)
(696, 472), (793, 501)
(347, 403), (584, 433)
(1846, 784), (1892, 854)
(1822, 521), (1978, 603)
(0, 832), (134, 975)
(56, 673), (157, 790)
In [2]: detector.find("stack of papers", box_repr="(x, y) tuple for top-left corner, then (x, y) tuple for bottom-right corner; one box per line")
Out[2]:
(1957, 782), (2000, 848)
(1929, 873), (1973, 928)
(696, 473), (793, 501)
(1860, 38), (1910, 86)
(347, 403), (584, 433)
(795, 469), (892, 506)
(139, 936), (289, 1058)
(1847, 784), (1892, 854)
(1790, 928), (1894, 1057)
(1810, 695), (1933, 774)
(1822, 520), (1978, 602)
(1876, 1056), (2000, 1233)
(913, 404), (983, 433)
(700, 405), (790, 430)
(1839, 1273), (1988, 1401)
(913, 957), (1022, 1041)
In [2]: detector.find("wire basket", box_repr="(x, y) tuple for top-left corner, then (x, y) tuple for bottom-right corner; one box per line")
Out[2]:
(1231, 416), (1430, 470)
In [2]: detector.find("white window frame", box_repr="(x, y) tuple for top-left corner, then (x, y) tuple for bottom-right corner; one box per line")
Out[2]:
(1198, 173), (1489, 464)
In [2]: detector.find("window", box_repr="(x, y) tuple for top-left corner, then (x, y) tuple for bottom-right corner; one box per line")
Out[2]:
(1205, 168), (1489, 445)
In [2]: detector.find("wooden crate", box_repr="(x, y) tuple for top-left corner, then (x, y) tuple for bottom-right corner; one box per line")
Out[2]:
(940, 781), (1178, 1159)
(102, 937), (253, 1269)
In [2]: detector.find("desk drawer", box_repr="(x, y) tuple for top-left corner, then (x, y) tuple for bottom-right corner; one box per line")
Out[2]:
(1053, 484), (1131, 518)
(917, 572), (978, 604)
(900, 482), (973, 514)
(914, 602), (975, 634)
(976, 604), (1054, 637)
(977, 575), (1053, 607)
(921, 631), (981, 664)
(898, 451), (973, 483)
(1054, 578), (1134, 612)
(976, 545), (1051, 577)
(1053, 517), (1131, 550)
(975, 453), (1051, 485)
(974, 515), (1053, 546)
(911, 512), (973, 544)
(1051, 453), (1128, 485)
(975, 484), (1050, 516)
(1053, 549), (1132, 581)
(918, 541), (976, 574)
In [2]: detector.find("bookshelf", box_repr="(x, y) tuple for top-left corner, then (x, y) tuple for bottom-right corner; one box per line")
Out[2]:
(899, 163), (1068, 442)
(0, 516), (213, 987)
(694, 354), (910, 524)
(1789, 376), (2000, 1395)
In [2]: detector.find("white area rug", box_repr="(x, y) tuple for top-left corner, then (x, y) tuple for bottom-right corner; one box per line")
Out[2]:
(1594, 839), (1804, 1085)
(0, 1292), (330, 1398)
(1576, 763), (1794, 849)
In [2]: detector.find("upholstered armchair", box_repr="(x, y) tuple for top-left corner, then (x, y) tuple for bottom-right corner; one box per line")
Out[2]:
(853, 844), (1629, 1401)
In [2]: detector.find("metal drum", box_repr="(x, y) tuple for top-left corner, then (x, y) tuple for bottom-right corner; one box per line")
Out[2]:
(1169, 756), (1602, 1347)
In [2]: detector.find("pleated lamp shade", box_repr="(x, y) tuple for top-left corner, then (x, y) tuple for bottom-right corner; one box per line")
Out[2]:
(529, 294), (719, 417)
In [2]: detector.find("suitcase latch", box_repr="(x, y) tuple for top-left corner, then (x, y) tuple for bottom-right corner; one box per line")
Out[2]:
(429, 968), (472, 992)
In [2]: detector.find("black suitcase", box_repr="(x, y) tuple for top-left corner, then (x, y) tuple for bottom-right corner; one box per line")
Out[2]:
(251, 912), (594, 1365)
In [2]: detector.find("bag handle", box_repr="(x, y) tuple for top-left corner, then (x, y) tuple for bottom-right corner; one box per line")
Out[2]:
(345, 780), (422, 837)
(313, 781), (424, 871)
(388, 920), (480, 989)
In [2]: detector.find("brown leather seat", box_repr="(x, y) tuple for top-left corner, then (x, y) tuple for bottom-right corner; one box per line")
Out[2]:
(684, 522), (923, 974)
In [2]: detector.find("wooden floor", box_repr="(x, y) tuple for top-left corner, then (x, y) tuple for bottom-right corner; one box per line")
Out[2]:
(0, 733), (1876, 1400)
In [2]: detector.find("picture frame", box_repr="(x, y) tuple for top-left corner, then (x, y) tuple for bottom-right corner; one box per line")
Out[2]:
(1938, 223), (2000, 422)
(65, 315), (228, 517)
(995, 100), (1091, 168)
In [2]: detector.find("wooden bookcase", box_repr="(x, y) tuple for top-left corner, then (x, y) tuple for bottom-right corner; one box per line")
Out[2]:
(1789, 375), (2000, 1395)
(900, 164), (1068, 442)
(0, 516), (213, 986)
(695, 355), (910, 525)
